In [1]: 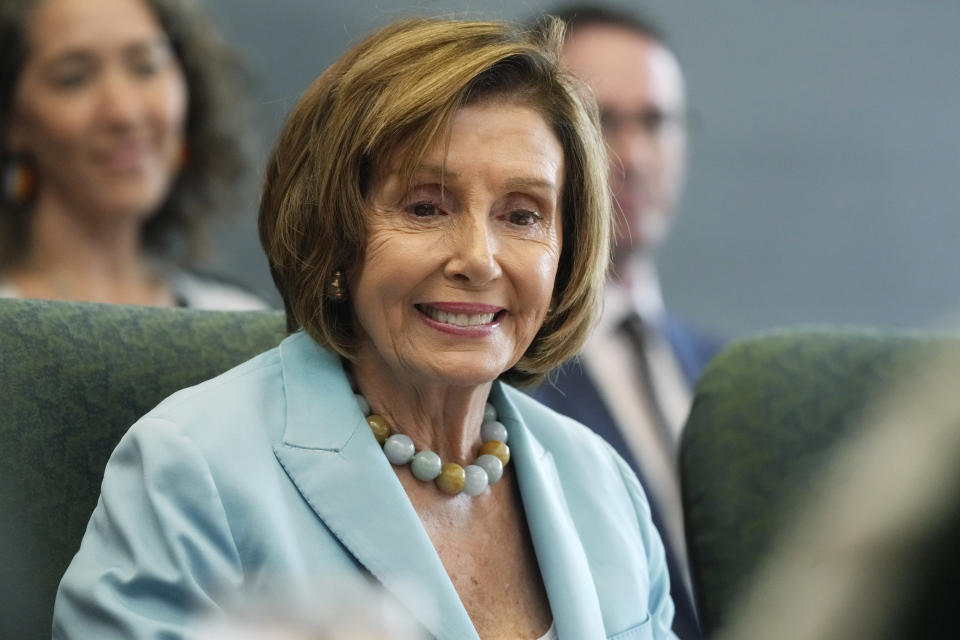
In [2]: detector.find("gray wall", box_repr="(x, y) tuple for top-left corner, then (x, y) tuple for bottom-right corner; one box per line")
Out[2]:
(200, 0), (960, 338)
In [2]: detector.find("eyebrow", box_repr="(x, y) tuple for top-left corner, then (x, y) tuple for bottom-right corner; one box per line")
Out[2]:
(410, 164), (559, 194)
(42, 52), (87, 68)
(39, 36), (171, 68)
(410, 164), (454, 181)
(504, 176), (559, 194)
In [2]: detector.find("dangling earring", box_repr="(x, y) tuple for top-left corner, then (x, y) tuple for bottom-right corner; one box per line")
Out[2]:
(329, 270), (346, 301)
(2, 154), (37, 207)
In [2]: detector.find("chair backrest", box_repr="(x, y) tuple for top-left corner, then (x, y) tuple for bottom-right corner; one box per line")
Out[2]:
(680, 328), (952, 636)
(0, 299), (286, 639)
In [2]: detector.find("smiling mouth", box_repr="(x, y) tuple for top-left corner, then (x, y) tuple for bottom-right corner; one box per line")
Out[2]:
(416, 304), (503, 327)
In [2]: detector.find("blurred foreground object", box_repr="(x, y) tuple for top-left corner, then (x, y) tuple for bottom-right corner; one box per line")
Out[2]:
(682, 328), (960, 638)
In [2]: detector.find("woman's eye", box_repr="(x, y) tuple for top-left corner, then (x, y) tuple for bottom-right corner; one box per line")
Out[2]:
(507, 209), (541, 226)
(408, 202), (440, 217)
(132, 60), (161, 77)
(129, 42), (174, 78)
(51, 69), (89, 90)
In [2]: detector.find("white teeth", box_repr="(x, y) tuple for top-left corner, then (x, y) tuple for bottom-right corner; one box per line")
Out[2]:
(424, 307), (496, 326)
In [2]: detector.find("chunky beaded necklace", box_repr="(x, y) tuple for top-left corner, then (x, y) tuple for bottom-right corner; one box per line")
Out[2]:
(355, 393), (510, 496)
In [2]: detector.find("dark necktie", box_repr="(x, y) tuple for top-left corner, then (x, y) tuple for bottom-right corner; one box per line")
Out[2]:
(619, 313), (677, 459)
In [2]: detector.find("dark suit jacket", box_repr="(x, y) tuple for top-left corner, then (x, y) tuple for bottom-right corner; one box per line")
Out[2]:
(529, 312), (723, 640)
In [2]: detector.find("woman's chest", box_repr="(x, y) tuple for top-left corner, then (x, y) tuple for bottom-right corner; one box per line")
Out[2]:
(411, 475), (553, 639)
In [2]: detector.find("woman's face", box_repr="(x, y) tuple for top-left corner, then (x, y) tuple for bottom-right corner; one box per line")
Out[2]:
(351, 101), (564, 388)
(7, 0), (187, 221)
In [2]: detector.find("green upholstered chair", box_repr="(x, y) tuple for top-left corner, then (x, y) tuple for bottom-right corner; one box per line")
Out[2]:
(679, 328), (955, 637)
(0, 298), (286, 639)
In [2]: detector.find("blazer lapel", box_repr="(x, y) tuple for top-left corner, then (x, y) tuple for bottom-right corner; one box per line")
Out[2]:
(532, 361), (635, 470)
(272, 333), (478, 639)
(531, 359), (703, 638)
(492, 383), (607, 638)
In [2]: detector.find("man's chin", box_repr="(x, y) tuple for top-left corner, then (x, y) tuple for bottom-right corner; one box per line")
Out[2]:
(642, 217), (671, 250)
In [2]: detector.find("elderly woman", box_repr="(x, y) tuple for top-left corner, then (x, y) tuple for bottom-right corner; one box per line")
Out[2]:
(54, 17), (677, 640)
(0, 0), (264, 308)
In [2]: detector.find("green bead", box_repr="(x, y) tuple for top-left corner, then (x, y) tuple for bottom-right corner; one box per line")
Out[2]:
(411, 450), (442, 481)
(475, 454), (503, 484)
(435, 462), (466, 495)
(479, 440), (510, 467)
(366, 414), (390, 445)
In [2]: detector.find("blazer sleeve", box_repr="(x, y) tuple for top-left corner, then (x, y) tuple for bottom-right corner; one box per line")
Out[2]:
(611, 449), (680, 640)
(53, 417), (244, 639)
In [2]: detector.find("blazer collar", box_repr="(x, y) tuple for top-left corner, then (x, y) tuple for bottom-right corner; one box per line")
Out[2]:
(274, 333), (471, 638)
(274, 333), (604, 638)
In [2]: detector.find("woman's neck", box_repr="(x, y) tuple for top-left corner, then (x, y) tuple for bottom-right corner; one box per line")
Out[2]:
(350, 356), (494, 465)
(7, 197), (175, 306)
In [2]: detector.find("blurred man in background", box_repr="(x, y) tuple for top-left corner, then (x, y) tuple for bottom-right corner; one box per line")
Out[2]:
(531, 6), (723, 638)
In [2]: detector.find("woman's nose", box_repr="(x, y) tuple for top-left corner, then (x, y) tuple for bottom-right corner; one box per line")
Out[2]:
(97, 72), (144, 126)
(443, 215), (502, 286)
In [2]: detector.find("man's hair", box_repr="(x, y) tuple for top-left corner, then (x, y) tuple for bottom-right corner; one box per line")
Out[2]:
(258, 17), (613, 387)
(536, 4), (673, 53)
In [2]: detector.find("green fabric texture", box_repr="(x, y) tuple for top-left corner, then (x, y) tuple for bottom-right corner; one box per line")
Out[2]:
(0, 298), (286, 639)
(680, 328), (955, 636)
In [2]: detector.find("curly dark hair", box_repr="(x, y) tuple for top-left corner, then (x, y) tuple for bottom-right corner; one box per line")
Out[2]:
(0, 0), (252, 269)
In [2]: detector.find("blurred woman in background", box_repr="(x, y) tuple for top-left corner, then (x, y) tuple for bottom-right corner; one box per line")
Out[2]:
(0, 0), (266, 308)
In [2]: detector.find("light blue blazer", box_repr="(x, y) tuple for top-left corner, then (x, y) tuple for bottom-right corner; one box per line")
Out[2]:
(54, 332), (677, 639)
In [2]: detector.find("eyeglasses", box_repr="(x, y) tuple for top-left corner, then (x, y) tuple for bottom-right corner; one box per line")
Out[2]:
(599, 107), (689, 139)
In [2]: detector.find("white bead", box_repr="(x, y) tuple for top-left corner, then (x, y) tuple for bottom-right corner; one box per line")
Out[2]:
(411, 450), (442, 481)
(481, 419), (508, 444)
(483, 402), (497, 422)
(474, 454), (503, 484)
(355, 393), (370, 416)
(383, 434), (415, 465)
(463, 465), (488, 496)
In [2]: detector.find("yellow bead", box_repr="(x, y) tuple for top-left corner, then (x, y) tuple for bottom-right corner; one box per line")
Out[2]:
(435, 462), (466, 495)
(479, 440), (510, 467)
(366, 414), (390, 445)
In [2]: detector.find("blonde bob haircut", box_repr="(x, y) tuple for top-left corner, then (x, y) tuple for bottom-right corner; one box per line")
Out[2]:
(259, 17), (611, 387)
